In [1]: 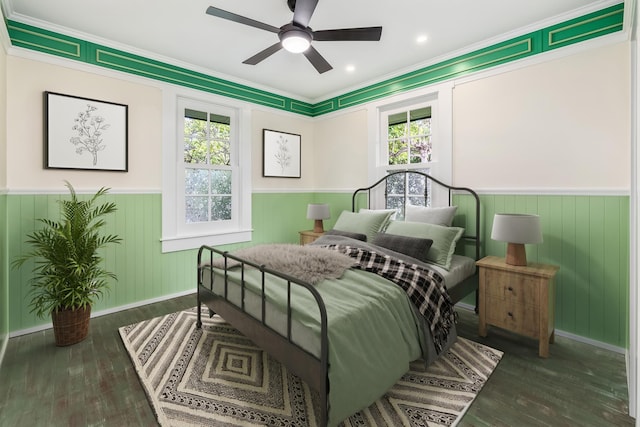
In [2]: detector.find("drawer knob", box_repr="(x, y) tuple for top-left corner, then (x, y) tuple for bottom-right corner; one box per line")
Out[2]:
(507, 286), (514, 291)
(508, 312), (513, 317)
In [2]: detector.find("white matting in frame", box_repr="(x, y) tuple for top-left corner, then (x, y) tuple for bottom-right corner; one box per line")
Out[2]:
(45, 91), (128, 171)
(262, 129), (301, 178)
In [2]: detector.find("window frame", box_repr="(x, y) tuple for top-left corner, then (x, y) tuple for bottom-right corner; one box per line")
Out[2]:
(367, 82), (453, 208)
(161, 89), (252, 253)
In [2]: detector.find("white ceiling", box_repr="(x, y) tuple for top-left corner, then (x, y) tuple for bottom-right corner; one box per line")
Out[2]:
(2, 0), (618, 101)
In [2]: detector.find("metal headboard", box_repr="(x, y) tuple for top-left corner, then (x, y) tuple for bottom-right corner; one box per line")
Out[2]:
(351, 170), (481, 261)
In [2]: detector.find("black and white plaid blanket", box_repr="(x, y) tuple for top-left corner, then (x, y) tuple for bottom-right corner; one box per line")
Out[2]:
(323, 244), (456, 354)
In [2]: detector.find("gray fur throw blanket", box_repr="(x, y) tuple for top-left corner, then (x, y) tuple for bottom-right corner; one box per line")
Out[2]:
(208, 244), (355, 284)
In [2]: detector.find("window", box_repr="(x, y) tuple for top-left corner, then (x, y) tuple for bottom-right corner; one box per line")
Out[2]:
(387, 107), (432, 166)
(183, 109), (232, 224)
(385, 107), (433, 216)
(385, 169), (431, 219)
(162, 93), (251, 252)
(367, 83), (453, 213)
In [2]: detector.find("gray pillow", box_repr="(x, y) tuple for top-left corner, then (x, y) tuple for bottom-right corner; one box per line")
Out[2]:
(325, 229), (367, 241)
(405, 205), (458, 227)
(384, 221), (464, 270)
(372, 233), (433, 262)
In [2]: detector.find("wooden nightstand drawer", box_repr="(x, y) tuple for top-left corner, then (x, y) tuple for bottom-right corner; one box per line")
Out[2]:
(477, 256), (559, 358)
(299, 230), (323, 245)
(484, 270), (539, 307)
(485, 300), (539, 337)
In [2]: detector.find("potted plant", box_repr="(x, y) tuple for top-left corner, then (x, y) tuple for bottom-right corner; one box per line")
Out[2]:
(12, 181), (121, 346)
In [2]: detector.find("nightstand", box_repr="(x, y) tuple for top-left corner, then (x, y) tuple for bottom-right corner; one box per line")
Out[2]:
(299, 230), (324, 245)
(477, 255), (559, 357)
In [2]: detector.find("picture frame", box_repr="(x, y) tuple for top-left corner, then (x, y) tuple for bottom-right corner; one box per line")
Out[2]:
(262, 129), (301, 178)
(44, 91), (128, 171)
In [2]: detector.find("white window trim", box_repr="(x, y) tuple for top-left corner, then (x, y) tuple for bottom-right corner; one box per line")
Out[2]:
(161, 88), (252, 253)
(367, 82), (453, 207)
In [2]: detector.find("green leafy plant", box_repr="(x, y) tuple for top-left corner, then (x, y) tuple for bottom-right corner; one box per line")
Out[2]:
(12, 181), (122, 318)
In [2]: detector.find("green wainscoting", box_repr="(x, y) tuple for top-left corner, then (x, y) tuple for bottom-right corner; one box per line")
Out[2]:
(5, 191), (350, 332)
(2, 191), (630, 349)
(0, 193), (8, 362)
(455, 193), (630, 348)
(251, 191), (355, 244)
(7, 192), (197, 332)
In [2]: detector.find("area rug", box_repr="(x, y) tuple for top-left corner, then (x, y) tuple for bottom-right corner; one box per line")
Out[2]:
(119, 307), (502, 427)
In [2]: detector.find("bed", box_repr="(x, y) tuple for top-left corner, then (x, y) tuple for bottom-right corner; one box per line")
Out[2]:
(196, 170), (481, 426)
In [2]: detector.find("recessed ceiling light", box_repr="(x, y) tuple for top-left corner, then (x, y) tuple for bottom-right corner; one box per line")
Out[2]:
(346, 65), (356, 72)
(416, 35), (428, 44)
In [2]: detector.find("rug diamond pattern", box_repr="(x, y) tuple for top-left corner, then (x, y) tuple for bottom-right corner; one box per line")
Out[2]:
(120, 307), (501, 427)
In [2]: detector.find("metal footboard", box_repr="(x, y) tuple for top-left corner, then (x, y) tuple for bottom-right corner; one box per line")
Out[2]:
(196, 244), (329, 427)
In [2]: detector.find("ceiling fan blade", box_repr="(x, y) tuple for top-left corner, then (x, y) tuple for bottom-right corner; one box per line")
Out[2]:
(313, 27), (383, 42)
(292, 0), (318, 28)
(303, 46), (332, 74)
(242, 42), (283, 65)
(206, 6), (280, 33)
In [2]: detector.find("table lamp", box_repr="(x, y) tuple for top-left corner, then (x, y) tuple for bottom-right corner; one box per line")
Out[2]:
(307, 203), (330, 233)
(491, 213), (543, 266)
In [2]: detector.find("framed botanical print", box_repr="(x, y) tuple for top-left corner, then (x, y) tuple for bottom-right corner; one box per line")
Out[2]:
(262, 129), (301, 178)
(44, 91), (128, 171)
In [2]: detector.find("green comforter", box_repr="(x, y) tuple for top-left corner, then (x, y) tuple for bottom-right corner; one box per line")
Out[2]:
(214, 238), (455, 425)
(314, 269), (426, 426)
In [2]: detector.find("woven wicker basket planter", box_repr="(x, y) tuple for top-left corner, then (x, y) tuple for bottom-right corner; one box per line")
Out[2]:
(51, 306), (91, 346)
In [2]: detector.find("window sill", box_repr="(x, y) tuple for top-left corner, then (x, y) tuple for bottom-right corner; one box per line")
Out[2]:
(161, 229), (253, 253)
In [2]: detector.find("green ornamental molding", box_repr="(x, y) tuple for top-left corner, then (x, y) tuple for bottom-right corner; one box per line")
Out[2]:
(6, 2), (623, 117)
(333, 34), (538, 110)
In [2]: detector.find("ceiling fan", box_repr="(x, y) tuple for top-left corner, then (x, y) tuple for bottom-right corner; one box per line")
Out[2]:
(205, 0), (382, 74)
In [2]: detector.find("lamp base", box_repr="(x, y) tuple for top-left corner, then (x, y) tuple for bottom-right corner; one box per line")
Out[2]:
(505, 242), (527, 266)
(313, 220), (325, 234)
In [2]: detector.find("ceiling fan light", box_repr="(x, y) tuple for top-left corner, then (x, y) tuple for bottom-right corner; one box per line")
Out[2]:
(281, 32), (311, 53)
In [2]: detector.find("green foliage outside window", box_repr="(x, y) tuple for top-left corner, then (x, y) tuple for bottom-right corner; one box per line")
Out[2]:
(387, 107), (432, 165)
(386, 106), (433, 214)
(183, 110), (233, 223)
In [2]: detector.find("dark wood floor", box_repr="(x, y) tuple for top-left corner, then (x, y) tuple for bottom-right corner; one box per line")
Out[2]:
(0, 294), (634, 426)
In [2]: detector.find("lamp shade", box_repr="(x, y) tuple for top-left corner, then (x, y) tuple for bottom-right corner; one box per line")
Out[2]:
(307, 204), (330, 220)
(307, 203), (330, 233)
(491, 213), (543, 244)
(491, 213), (543, 266)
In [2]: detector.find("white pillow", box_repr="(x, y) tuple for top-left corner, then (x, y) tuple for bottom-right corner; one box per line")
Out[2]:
(405, 204), (457, 227)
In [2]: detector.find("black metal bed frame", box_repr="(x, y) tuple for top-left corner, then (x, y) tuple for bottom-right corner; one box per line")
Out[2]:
(352, 170), (481, 304)
(196, 247), (329, 426)
(196, 170), (481, 427)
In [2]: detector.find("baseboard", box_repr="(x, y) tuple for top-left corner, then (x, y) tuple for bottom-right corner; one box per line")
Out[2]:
(0, 333), (8, 370)
(455, 303), (625, 355)
(8, 289), (196, 338)
(8, 295), (627, 355)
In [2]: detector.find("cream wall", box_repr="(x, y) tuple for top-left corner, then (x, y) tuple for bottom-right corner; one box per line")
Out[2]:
(251, 108), (369, 192)
(251, 109), (315, 190)
(0, 38), (7, 189)
(307, 43), (631, 193)
(4, 41), (630, 195)
(452, 43), (630, 191)
(313, 109), (369, 190)
(5, 55), (326, 193)
(6, 56), (163, 191)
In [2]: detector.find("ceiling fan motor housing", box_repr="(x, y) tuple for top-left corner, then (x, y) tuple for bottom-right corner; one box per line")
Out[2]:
(279, 23), (313, 53)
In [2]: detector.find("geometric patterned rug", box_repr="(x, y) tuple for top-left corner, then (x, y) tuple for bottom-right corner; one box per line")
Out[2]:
(119, 307), (502, 427)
